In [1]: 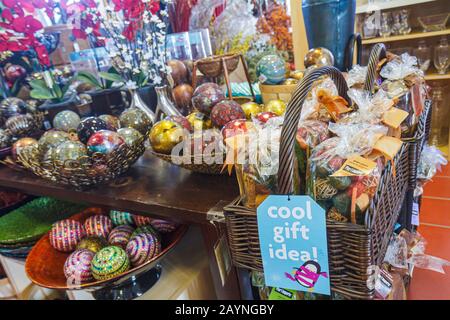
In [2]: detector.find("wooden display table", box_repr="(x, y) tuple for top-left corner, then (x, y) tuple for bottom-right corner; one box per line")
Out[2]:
(0, 151), (244, 300)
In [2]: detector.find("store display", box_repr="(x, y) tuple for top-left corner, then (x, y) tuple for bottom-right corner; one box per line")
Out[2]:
(64, 249), (95, 283)
(84, 215), (113, 239)
(49, 219), (86, 252)
(108, 225), (134, 249)
(91, 246), (130, 280)
(53, 111), (81, 132)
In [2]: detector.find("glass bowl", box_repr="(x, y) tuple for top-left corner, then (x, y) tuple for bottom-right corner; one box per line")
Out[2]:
(418, 13), (449, 32)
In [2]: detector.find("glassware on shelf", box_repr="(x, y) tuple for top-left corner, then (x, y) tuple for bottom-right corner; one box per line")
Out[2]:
(391, 11), (402, 36)
(434, 37), (450, 75)
(380, 12), (392, 38)
(418, 13), (450, 32)
(413, 40), (431, 72)
(399, 9), (412, 35)
(362, 12), (379, 39)
(429, 85), (449, 147)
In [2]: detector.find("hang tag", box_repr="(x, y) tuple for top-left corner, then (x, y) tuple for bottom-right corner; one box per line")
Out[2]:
(268, 287), (297, 300)
(214, 234), (232, 287)
(372, 136), (403, 160)
(332, 155), (377, 177)
(375, 269), (393, 299)
(382, 108), (409, 129)
(411, 202), (420, 226)
(259, 74), (268, 84)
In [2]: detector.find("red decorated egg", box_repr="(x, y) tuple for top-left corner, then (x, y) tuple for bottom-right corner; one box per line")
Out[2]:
(64, 249), (94, 283)
(210, 100), (246, 128)
(84, 215), (113, 238)
(50, 219), (86, 252)
(87, 130), (125, 155)
(191, 83), (225, 115)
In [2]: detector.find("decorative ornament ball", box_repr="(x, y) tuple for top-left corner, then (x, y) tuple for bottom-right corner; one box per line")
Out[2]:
(108, 225), (134, 249)
(54, 140), (88, 163)
(49, 219), (86, 252)
(131, 225), (159, 238)
(76, 117), (109, 144)
(264, 99), (287, 116)
(186, 112), (212, 131)
(173, 84), (193, 110)
(150, 219), (178, 234)
(64, 249), (94, 283)
(221, 119), (254, 142)
(5, 114), (35, 136)
(0, 129), (12, 149)
(191, 83), (225, 115)
(240, 102), (262, 120)
(87, 130), (125, 155)
(149, 120), (185, 154)
(0, 97), (27, 119)
(255, 112), (278, 124)
(99, 114), (120, 131)
(283, 78), (298, 85)
(38, 131), (71, 155)
(53, 111), (81, 132)
(76, 236), (108, 254)
(168, 59), (188, 85)
(91, 246), (130, 280)
(290, 70), (304, 80)
(117, 127), (143, 147)
(110, 210), (135, 226)
(84, 215), (113, 239)
(165, 115), (192, 132)
(256, 55), (286, 85)
(119, 108), (152, 135)
(304, 47), (335, 69)
(133, 215), (153, 227)
(210, 100), (246, 128)
(126, 233), (161, 267)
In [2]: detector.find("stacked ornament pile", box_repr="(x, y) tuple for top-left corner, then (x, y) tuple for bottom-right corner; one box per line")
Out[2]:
(49, 210), (178, 283)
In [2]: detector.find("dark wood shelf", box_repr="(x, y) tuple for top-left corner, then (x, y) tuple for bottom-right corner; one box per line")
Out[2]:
(0, 151), (239, 224)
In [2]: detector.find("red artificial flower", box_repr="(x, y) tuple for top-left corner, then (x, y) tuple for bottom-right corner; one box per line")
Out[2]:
(34, 43), (50, 66)
(1, 8), (14, 22)
(122, 23), (136, 41)
(2, 0), (25, 17)
(148, 0), (160, 15)
(12, 15), (43, 35)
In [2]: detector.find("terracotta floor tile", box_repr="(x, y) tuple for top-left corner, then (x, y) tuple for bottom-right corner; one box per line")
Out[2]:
(420, 198), (450, 227)
(423, 177), (450, 198)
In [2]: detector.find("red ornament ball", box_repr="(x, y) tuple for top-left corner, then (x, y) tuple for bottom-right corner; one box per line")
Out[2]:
(210, 100), (246, 128)
(50, 219), (86, 252)
(84, 215), (113, 238)
(255, 112), (278, 124)
(191, 83), (225, 115)
(221, 119), (253, 141)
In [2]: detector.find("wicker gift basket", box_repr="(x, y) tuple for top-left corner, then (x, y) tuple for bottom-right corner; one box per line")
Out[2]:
(223, 66), (410, 299)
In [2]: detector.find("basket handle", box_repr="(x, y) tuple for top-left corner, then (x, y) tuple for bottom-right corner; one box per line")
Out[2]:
(277, 66), (350, 195)
(363, 43), (387, 94)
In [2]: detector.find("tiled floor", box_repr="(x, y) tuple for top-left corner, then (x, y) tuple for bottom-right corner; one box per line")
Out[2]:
(408, 164), (450, 300)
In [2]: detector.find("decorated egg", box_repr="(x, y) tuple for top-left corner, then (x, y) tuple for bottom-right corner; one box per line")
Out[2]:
(108, 225), (134, 249)
(131, 225), (159, 238)
(76, 236), (108, 253)
(109, 210), (135, 226)
(149, 120), (185, 154)
(256, 55), (286, 85)
(38, 131), (71, 155)
(133, 215), (153, 227)
(53, 110), (81, 132)
(264, 99), (287, 116)
(0, 129), (12, 149)
(172, 84), (193, 111)
(168, 59), (188, 85)
(54, 140), (88, 163)
(255, 112), (278, 124)
(0, 97), (27, 119)
(87, 130), (125, 155)
(191, 83), (225, 114)
(84, 215), (113, 238)
(99, 114), (120, 131)
(240, 102), (262, 120)
(150, 219), (178, 234)
(76, 117), (109, 144)
(165, 115), (192, 132)
(49, 219), (86, 252)
(126, 233), (161, 267)
(64, 249), (95, 283)
(210, 100), (246, 128)
(117, 127), (143, 147)
(91, 246), (130, 280)
(119, 108), (151, 135)
(186, 112), (212, 131)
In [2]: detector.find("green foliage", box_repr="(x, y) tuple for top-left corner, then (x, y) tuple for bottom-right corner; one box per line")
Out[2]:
(29, 75), (74, 103)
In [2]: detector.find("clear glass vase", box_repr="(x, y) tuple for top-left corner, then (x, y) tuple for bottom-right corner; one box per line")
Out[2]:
(413, 40), (431, 72)
(434, 37), (450, 74)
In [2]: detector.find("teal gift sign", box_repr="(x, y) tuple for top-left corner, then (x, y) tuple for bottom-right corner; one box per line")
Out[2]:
(257, 195), (331, 295)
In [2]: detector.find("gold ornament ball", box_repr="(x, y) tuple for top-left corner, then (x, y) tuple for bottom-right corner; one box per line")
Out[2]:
(240, 102), (262, 120)
(304, 47), (335, 68)
(186, 112), (212, 131)
(76, 236), (108, 254)
(149, 120), (186, 154)
(290, 70), (304, 80)
(283, 78), (298, 85)
(264, 99), (287, 116)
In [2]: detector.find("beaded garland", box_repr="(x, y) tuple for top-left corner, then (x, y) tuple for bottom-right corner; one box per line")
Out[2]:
(150, 219), (178, 234)
(109, 210), (135, 226)
(108, 225), (134, 249)
(126, 233), (161, 267)
(84, 215), (113, 238)
(76, 236), (108, 253)
(49, 219), (86, 252)
(91, 246), (130, 281)
(133, 215), (153, 227)
(64, 249), (94, 283)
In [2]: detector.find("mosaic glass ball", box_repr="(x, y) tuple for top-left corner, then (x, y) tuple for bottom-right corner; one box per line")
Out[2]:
(64, 249), (94, 283)
(109, 210), (135, 226)
(149, 120), (185, 154)
(117, 127), (143, 147)
(0, 97), (27, 119)
(38, 130), (71, 155)
(191, 83), (225, 115)
(76, 236), (108, 254)
(87, 130), (125, 155)
(210, 100), (246, 128)
(255, 112), (278, 124)
(49, 219), (86, 252)
(108, 225), (134, 249)
(91, 246), (130, 280)
(99, 114), (120, 131)
(126, 233), (161, 267)
(84, 215), (113, 239)
(256, 54), (286, 85)
(77, 117), (109, 144)
(53, 110), (81, 132)
(54, 140), (88, 163)
(119, 108), (152, 135)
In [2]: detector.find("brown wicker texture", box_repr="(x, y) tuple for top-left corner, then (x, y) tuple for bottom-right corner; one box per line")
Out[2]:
(196, 53), (240, 78)
(259, 83), (297, 105)
(16, 136), (145, 189)
(150, 150), (226, 175)
(224, 66), (410, 299)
